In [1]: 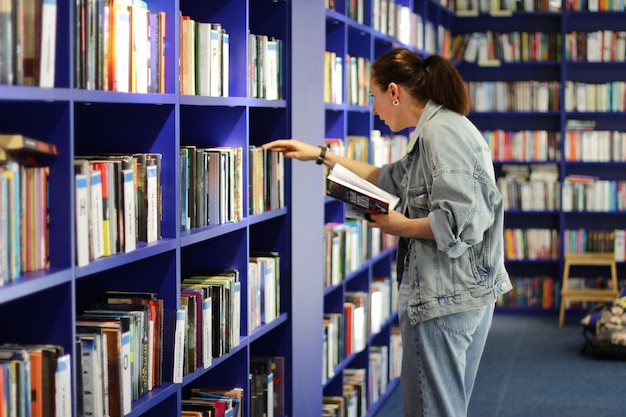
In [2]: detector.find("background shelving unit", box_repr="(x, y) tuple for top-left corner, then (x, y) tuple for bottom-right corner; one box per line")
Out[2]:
(451, 7), (626, 314)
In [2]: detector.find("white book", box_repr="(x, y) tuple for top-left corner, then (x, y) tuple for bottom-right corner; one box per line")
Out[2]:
(80, 335), (104, 417)
(114, 4), (131, 92)
(196, 22), (211, 96)
(120, 331), (132, 414)
(232, 280), (241, 347)
(146, 164), (158, 242)
(122, 168), (137, 252)
(75, 174), (90, 266)
(55, 354), (72, 417)
(39, 0), (57, 87)
(90, 170), (105, 260)
(202, 297), (212, 368)
(222, 31), (229, 97)
(131, 1), (149, 93)
(209, 25), (221, 96)
(265, 38), (278, 100)
(248, 261), (260, 332)
(173, 308), (186, 383)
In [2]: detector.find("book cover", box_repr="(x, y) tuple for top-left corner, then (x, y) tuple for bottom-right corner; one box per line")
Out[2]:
(55, 354), (72, 417)
(173, 308), (186, 384)
(75, 174), (90, 266)
(39, 0), (57, 88)
(0, 134), (57, 156)
(326, 163), (399, 220)
(89, 170), (105, 260)
(121, 168), (136, 252)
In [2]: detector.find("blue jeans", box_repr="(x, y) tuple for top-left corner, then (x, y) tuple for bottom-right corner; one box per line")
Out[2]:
(398, 278), (495, 417)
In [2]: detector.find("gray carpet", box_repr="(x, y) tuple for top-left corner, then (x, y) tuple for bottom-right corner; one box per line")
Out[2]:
(373, 312), (626, 417)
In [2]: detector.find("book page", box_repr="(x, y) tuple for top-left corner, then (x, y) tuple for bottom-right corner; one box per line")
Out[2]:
(328, 163), (400, 209)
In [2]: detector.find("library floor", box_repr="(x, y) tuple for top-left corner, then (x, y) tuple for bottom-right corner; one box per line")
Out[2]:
(373, 312), (626, 417)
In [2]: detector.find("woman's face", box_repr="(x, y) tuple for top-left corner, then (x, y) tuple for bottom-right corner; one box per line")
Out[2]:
(370, 81), (399, 132)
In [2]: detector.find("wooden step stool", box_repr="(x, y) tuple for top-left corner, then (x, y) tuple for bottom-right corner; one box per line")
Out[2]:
(558, 252), (619, 327)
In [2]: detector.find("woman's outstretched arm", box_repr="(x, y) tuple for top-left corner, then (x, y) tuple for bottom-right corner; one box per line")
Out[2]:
(263, 138), (381, 185)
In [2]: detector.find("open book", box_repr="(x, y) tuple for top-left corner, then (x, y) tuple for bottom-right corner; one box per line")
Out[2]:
(326, 163), (400, 220)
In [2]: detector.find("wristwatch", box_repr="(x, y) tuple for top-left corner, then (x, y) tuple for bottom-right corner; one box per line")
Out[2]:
(316, 145), (327, 165)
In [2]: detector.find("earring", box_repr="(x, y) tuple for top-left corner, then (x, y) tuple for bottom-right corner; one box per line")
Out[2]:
(392, 99), (399, 106)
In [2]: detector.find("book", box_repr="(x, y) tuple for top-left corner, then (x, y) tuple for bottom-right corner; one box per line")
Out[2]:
(0, 134), (58, 156)
(55, 354), (72, 417)
(173, 308), (187, 383)
(326, 163), (399, 220)
(39, 0), (57, 88)
(75, 174), (90, 266)
(121, 168), (137, 252)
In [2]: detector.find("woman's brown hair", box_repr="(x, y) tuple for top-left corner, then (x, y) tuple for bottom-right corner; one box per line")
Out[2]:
(371, 48), (470, 115)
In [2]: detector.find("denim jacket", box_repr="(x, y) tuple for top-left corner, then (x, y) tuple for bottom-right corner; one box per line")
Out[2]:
(378, 100), (512, 325)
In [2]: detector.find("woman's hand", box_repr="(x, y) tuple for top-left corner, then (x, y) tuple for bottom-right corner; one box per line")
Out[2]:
(263, 139), (320, 162)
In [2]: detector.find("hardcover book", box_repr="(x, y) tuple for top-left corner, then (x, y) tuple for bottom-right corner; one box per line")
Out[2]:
(0, 134), (58, 156)
(326, 163), (399, 220)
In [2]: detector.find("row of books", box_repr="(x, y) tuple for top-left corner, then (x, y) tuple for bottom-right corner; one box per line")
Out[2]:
(179, 18), (229, 97)
(504, 228), (560, 260)
(456, 0), (560, 13)
(484, 129), (561, 162)
(180, 358), (284, 417)
(76, 290), (164, 417)
(562, 176), (626, 212)
(371, 1), (425, 51)
(564, 81), (626, 112)
(179, 146), (243, 231)
(564, 229), (626, 261)
(322, 371), (367, 417)
(563, 129), (626, 162)
(248, 253), (281, 333)
(177, 269), (241, 383)
(322, 279), (396, 382)
(248, 33), (283, 100)
(249, 356), (285, 417)
(368, 345), (389, 407)
(345, 55), (371, 107)
(453, 31), (561, 64)
(322, 337), (402, 417)
(0, 134), (58, 285)
(323, 221), (395, 288)
(565, 30), (626, 62)
(0, 0), (56, 87)
(74, 152), (162, 267)
(369, 131), (409, 168)
(466, 81), (560, 112)
(75, 0), (166, 93)
(497, 276), (558, 309)
(566, 0), (626, 11)
(0, 343), (71, 417)
(324, 51), (343, 105)
(497, 164), (560, 211)
(182, 386), (244, 417)
(248, 147), (285, 216)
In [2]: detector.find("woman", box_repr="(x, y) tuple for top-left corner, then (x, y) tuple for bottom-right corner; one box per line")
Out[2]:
(264, 48), (512, 417)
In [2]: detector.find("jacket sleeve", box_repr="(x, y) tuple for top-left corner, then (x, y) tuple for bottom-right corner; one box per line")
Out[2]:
(424, 128), (500, 259)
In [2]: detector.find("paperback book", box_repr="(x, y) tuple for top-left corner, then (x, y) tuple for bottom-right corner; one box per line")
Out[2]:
(326, 163), (400, 220)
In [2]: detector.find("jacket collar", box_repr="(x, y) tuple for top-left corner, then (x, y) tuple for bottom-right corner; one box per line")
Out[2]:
(406, 100), (444, 154)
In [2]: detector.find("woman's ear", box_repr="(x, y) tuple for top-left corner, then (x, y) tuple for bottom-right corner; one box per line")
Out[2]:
(388, 82), (399, 97)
